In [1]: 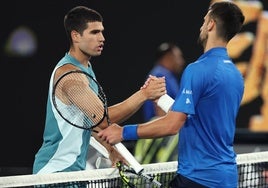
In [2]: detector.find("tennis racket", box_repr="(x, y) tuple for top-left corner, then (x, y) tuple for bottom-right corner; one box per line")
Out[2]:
(116, 161), (162, 188)
(52, 70), (161, 187)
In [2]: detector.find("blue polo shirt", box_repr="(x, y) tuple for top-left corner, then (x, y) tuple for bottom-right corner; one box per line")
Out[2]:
(171, 47), (244, 187)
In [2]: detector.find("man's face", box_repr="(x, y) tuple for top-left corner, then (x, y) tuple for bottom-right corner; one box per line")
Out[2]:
(77, 21), (105, 57)
(198, 11), (210, 47)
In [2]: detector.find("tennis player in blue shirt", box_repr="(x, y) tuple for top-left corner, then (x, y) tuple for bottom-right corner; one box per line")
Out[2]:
(98, 1), (245, 187)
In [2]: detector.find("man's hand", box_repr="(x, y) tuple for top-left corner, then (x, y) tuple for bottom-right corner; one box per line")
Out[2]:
(140, 75), (166, 100)
(92, 127), (128, 167)
(98, 123), (123, 145)
(108, 146), (129, 167)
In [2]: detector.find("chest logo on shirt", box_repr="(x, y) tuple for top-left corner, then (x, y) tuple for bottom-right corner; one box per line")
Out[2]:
(182, 88), (192, 95)
(186, 98), (191, 104)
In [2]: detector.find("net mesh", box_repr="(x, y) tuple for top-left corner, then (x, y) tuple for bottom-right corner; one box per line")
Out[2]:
(0, 151), (267, 188)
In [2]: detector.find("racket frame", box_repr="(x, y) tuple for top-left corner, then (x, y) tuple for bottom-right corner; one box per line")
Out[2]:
(52, 70), (106, 130)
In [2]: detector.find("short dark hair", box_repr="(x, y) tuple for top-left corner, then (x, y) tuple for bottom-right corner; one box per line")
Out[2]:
(209, 1), (245, 41)
(64, 6), (103, 45)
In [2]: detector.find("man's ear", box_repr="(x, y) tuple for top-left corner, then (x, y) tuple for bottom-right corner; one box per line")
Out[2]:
(71, 30), (80, 43)
(207, 19), (215, 31)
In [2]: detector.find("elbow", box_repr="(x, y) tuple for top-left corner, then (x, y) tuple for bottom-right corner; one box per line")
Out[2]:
(169, 127), (180, 135)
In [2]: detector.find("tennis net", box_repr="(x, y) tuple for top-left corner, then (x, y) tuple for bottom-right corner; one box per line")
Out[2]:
(0, 151), (267, 188)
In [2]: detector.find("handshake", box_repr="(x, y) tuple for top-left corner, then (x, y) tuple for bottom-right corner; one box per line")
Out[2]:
(141, 75), (174, 112)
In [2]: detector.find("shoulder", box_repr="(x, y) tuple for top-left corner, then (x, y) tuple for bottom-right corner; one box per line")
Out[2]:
(184, 60), (205, 74)
(54, 64), (80, 82)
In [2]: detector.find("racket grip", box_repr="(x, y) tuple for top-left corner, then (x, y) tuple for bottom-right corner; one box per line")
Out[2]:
(90, 137), (109, 158)
(157, 94), (174, 113)
(114, 143), (144, 174)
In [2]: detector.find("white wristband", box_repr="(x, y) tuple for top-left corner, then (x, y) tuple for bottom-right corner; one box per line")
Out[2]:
(157, 94), (174, 113)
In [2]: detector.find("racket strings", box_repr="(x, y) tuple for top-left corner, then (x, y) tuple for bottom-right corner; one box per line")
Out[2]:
(53, 71), (107, 130)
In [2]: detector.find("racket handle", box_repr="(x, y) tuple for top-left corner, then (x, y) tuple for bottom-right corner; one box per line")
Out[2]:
(90, 137), (109, 158)
(90, 137), (143, 173)
(114, 143), (144, 174)
(157, 94), (174, 113)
